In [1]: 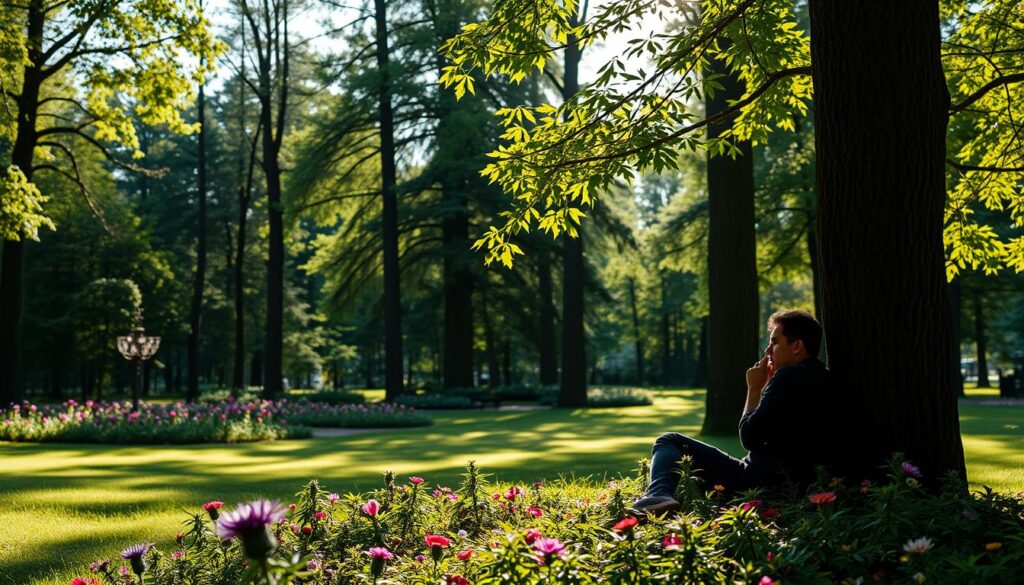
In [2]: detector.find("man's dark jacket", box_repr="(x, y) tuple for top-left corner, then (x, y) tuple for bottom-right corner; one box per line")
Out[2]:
(738, 357), (834, 484)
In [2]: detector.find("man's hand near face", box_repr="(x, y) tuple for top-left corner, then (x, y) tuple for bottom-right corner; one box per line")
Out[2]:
(743, 352), (774, 415)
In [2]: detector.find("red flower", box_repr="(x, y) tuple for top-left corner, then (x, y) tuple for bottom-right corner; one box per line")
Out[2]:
(456, 549), (473, 561)
(442, 575), (470, 585)
(301, 526), (312, 535)
(526, 506), (543, 518)
(504, 486), (522, 501)
(71, 578), (99, 585)
(314, 511), (327, 520)
(202, 501), (224, 511)
(740, 499), (763, 512)
(808, 492), (837, 505)
(662, 533), (682, 549)
(761, 507), (780, 519)
(524, 528), (542, 544)
(613, 516), (638, 532)
(425, 534), (451, 548)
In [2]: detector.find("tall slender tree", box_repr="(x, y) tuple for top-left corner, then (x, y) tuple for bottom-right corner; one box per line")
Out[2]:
(187, 4), (210, 401)
(373, 0), (405, 400)
(238, 0), (291, 398)
(701, 48), (760, 436)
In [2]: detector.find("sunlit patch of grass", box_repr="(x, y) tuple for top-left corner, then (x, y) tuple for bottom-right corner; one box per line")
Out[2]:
(1, 387), (1020, 584)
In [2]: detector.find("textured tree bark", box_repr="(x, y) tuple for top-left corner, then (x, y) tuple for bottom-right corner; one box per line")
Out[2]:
(0, 0), (44, 404)
(948, 280), (964, 396)
(810, 0), (966, 479)
(374, 0), (405, 401)
(693, 316), (709, 387)
(186, 74), (209, 403)
(701, 49), (760, 435)
(558, 20), (588, 407)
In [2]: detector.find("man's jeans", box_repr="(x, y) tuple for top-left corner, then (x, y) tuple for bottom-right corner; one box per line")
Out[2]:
(645, 432), (771, 498)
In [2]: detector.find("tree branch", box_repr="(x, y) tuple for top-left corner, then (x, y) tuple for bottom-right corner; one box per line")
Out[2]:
(33, 141), (114, 234)
(946, 158), (1024, 173)
(949, 72), (1024, 114)
(36, 126), (167, 177)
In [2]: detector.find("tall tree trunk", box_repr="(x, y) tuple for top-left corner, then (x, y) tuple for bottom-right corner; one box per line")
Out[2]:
(537, 248), (558, 385)
(973, 291), (990, 388)
(441, 194), (474, 389)
(374, 0), (405, 401)
(0, 0), (44, 404)
(186, 72), (209, 403)
(627, 276), (644, 384)
(809, 0), (966, 479)
(558, 18), (587, 407)
(481, 292), (500, 388)
(502, 337), (511, 385)
(701, 49), (760, 435)
(233, 23), (256, 390)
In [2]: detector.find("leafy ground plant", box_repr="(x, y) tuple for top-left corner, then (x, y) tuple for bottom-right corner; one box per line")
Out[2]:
(0, 398), (429, 444)
(74, 458), (1023, 584)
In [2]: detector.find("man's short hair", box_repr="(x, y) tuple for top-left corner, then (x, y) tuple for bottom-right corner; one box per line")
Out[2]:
(768, 310), (823, 358)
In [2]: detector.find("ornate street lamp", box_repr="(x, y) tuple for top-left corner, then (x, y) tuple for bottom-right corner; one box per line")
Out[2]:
(117, 309), (161, 411)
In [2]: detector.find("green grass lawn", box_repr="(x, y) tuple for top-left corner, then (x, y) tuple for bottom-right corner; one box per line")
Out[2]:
(1, 387), (1021, 584)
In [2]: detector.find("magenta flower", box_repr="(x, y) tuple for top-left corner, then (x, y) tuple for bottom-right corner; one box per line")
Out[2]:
(314, 511), (327, 520)
(171, 551), (185, 560)
(410, 476), (425, 485)
(901, 461), (923, 479)
(362, 499), (380, 518)
(327, 493), (340, 505)
(216, 499), (286, 559)
(533, 537), (566, 562)
(663, 533), (682, 550)
(306, 560), (320, 570)
(504, 486), (522, 501)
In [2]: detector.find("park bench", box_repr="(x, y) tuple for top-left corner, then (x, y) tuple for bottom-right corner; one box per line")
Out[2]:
(999, 369), (1023, 399)
(466, 391), (502, 409)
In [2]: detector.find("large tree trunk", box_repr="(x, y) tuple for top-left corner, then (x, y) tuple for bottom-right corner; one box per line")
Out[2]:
(186, 75), (209, 403)
(809, 0), (966, 479)
(480, 292), (500, 388)
(627, 276), (644, 384)
(537, 248), (558, 385)
(0, 1), (44, 404)
(233, 24), (256, 390)
(701, 51), (760, 435)
(660, 274), (672, 384)
(973, 291), (990, 388)
(693, 316), (708, 387)
(558, 20), (587, 407)
(374, 0), (405, 401)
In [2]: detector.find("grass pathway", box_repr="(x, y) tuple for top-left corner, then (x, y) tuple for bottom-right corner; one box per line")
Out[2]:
(0, 387), (1020, 584)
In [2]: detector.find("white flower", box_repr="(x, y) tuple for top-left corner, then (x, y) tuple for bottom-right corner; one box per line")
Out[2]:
(913, 573), (926, 584)
(903, 537), (934, 554)
(457, 530), (468, 539)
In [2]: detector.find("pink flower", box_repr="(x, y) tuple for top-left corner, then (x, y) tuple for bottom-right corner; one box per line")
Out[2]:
(327, 493), (340, 505)
(290, 523), (299, 533)
(808, 492), (836, 505)
(202, 501), (224, 511)
(409, 476), (424, 485)
(414, 554), (427, 563)
(491, 493), (501, 500)
(860, 479), (872, 493)
(366, 547), (394, 560)
(172, 551), (185, 560)
(662, 533), (682, 550)
(362, 499), (380, 518)
(612, 516), (638, 532)
(526, 506), (543, 518)
(504, 486), (522, 501)
(448, 493), (459, 501)
(456, 549), (473, 560)
(759, 577), (775, 585)
(532, 537), (567, 559)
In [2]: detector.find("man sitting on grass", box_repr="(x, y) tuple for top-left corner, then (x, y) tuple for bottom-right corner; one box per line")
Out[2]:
(632, 310), (834, 516)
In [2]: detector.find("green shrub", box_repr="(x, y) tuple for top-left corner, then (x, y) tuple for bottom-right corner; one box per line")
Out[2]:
(78, 458), (1024, 584)
(278, 401), (432, 428)
(539, 386), (654, 407)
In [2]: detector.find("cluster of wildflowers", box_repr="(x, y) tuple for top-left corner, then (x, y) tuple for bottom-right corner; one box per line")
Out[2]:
(0, 397), (430, 443)
(79, 457), (1023, 584)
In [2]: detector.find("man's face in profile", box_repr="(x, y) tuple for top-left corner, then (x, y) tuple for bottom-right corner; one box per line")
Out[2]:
(766, 326), (800, 370)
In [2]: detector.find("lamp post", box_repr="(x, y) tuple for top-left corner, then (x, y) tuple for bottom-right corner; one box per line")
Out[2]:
(117, 309), (161, 411)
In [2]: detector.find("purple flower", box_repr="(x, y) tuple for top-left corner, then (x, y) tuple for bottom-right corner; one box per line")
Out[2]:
(901, 462), (922, 479)
(532, 537), (566, 562)
(216, 499), (286, 559)
(120, 544), (150, 576)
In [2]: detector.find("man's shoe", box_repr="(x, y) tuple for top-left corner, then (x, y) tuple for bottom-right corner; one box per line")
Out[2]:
(629, 495), (681, 517)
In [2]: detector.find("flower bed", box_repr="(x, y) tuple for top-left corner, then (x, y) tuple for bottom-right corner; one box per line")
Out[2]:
(0, 398), (429, 444)
(75, 459), (1024, 584)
